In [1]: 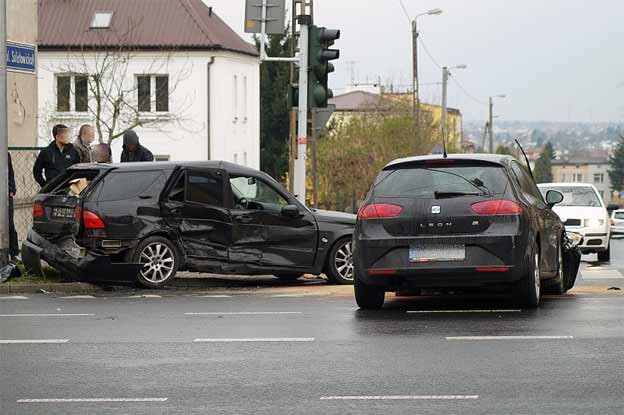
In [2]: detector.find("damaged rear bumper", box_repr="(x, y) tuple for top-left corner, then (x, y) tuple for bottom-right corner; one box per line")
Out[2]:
(22, 230), (143, 283)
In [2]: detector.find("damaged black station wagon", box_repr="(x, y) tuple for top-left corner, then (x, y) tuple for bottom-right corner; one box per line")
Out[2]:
(23, 162), (355, 288)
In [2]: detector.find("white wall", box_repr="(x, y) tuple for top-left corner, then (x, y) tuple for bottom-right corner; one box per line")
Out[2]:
(37, 50), (260, 168)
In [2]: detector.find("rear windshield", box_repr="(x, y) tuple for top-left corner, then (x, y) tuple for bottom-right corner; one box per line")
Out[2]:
(614, 211), (624, 220)
(43, 170), (102, 196)
(539, 186), (602, 207)
(374, 165), (509, 198)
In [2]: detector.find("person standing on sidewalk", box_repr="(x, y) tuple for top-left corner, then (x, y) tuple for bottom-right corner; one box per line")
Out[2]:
(33, 124), (80, 187)
(7, 153), (19, 261)
(73, 124), (95, 163)
(120, 130), (154, 162)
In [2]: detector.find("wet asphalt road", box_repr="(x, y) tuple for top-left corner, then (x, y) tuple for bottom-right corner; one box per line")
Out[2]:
(1, 242), (624, 414)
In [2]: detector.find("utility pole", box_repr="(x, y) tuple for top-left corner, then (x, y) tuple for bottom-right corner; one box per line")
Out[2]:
(440, 66), (449, 149)
(488, 96), (494, 153)
(293, 16), (310, 203)
(0, 0), (10, 267)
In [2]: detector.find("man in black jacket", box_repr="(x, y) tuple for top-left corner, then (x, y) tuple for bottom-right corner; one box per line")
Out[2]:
(33, 124), (80, 187)
(7, 153), (19, 260)
(120, 130), (154, 162)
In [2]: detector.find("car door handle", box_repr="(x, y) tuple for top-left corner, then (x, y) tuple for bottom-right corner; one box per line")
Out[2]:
(235, 215), (253, 223)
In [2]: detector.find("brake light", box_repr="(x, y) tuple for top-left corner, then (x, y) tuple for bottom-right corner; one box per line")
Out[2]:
(610, 219), (615, 226)
(477, 266), (510, 273)
(32, 203), (44, 219)
(77, 208), (105, 229)
(358, 203), (403, 219)
(74, 206), (82, 222)
(424, 159), (455, 165)
(471, 200), (523, 215)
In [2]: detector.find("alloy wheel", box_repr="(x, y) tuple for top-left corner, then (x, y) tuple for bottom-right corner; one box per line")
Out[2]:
(334, 241), (354, 281)
(139, 243), (175, 283)
(533, 251), (541, 299)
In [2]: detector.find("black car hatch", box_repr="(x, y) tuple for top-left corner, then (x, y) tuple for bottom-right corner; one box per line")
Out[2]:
(370, 159), (510, 237)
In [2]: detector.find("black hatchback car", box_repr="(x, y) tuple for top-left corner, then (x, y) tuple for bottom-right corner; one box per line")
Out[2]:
(353, 154), (578, 309)
(23, 161), (355, 288)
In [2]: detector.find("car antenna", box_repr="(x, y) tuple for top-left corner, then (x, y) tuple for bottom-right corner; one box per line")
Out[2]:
(442, 131), (448, 159)
(514, 138), (535, 180)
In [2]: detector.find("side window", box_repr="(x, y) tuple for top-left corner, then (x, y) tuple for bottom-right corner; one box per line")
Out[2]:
(97, 171), (162, 201)
(168, 173), (185, 202)
(186, 170), (224, 207)
(230, 175), (288, 211)
(512, 162), (545, 205)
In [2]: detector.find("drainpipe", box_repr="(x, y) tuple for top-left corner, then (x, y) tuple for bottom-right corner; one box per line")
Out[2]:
(207, 57), (215, 160)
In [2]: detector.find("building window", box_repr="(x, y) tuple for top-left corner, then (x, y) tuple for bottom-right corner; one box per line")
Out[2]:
(594, 173), (604, 183)
(90, 11), (113, 29)
(56, 74), (88, 113)
(573, 173), (583, 182)
(561, 174), (566, 182)
(233, 75), (238, 122)
(137, 75), (169, 113)
(243, 75), (248, 122)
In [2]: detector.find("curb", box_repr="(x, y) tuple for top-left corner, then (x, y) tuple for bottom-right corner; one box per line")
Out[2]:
(0, 282), (99, 294)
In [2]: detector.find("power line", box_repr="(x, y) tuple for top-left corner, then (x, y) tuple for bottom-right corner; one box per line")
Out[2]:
(397, 0), (412, 24)
(450, 76), (488, 106)
(417, 35), (442, 70)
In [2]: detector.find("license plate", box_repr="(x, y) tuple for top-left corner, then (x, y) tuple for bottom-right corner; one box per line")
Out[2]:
(409, 243), (465, 263)
(52, 207), (74, 219)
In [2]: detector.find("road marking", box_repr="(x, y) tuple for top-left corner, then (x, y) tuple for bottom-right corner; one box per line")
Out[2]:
(17, 398), (168, 403)
(198, 295), (233, 298)
(446, 335), (573, 341)
(320, 395), (479, 400)
(193, 337), (314, 343)
(185, 311), (302, 316)
(582, 270), (624, 279)
(59, 295), (96, 299)
(0, 339), (69, 344)
(407, 310), (521, 314)
(0, 295), (28, 300)
(0, 313), (95, 317)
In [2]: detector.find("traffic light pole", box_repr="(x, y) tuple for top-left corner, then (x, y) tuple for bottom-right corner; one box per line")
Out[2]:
(293, 16), (310, 203)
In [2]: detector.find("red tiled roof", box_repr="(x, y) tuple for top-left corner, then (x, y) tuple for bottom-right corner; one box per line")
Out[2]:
(38, 0), (258, 56)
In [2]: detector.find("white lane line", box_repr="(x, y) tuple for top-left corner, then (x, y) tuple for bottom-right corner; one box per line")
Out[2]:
(59, 295), (96, 299)
(0, 313), (95, 317)
(17, 398), (168, 403)
(407, 310), (521, 314)
(185, 311), (302, 316)
(0, 296), (29, 300)
(446, 336), (574, 341)
(0, 339), (69, 344)
(193, 337), (315, 343)
(320, 395), (479, 400)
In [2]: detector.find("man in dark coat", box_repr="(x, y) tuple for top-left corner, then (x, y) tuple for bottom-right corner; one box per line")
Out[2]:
(33, 124), (80, 187)
(120, 130), (154, 162)
(7, 153), (19, 260)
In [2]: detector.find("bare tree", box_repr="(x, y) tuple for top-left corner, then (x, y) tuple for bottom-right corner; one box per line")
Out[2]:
(45, 19), (194, 144)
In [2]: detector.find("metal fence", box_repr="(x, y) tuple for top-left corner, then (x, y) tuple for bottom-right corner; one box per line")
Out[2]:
(9, 147), (44, 247)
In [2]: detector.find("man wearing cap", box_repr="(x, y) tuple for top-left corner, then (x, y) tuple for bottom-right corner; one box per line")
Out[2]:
(120, 130), (154, 162)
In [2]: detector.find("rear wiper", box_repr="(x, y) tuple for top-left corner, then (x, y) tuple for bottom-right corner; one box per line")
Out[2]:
(434, 191), (483, 199)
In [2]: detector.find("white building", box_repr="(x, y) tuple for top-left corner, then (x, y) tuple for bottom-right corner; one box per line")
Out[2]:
(37, 0), (260, 167)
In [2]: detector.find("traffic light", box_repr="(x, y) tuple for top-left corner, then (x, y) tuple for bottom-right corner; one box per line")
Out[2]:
(308, 25), (340, 108)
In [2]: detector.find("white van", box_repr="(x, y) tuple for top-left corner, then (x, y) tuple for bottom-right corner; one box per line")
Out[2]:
(538, 183), (610, 261)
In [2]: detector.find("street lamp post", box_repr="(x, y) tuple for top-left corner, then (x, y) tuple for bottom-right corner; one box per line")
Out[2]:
(441, 64), (467, 151)
(488, 94), (506, 153)
(412, 8), (442, 112)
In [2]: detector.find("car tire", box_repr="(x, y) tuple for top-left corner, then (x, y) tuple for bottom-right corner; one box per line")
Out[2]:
(598, 244), (611, 262)
(134, 236), (180, 289)
(354, 275), (385, 310)
(516, 241), (540, 308)
(326, 237), (354, 285)
(544, 242), (566, 295)
(274, 273), (304, 281)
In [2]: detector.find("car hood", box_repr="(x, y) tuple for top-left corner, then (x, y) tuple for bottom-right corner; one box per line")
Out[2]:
(311, 209), (357, 225)
(552, 206), (608, 222)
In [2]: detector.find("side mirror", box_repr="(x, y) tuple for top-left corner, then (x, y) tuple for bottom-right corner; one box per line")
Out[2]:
(546, 190), (564, 207)
(281, 205), (301, 218)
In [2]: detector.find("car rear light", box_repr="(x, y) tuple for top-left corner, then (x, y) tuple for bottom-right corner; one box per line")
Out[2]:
(471, 200), (523, 215)
(367, 269), (398, 276)
(75, 207), (105, 229)
(358, 203), (403, 219)
(32, 203), (44, 219)
(610, 219), (615, 226)
(477, 266), (510, 273)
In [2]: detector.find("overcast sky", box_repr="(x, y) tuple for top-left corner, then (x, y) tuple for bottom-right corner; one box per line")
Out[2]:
(206, 0), (624, 122)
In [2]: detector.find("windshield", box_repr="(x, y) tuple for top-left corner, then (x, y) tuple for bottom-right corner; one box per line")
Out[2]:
(539, 186), (602, 207)
(374, 165), (508, 198)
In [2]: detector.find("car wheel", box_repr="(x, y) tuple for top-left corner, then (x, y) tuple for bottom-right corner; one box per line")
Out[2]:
(326, 237), (354, 285)
(134, 236), (179, 289)
(516, 241), (540, 308)
(274, 273), (304, 281)
(544, 242), (566, 295)
(354, 268), (385, 310)
(597, 244), (611, 262)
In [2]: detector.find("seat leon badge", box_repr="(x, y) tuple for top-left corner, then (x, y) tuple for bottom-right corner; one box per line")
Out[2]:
(432, 206), (441, 214)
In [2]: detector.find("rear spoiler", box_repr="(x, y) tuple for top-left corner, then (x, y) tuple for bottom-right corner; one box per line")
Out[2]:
(383, 158), (505, 171)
